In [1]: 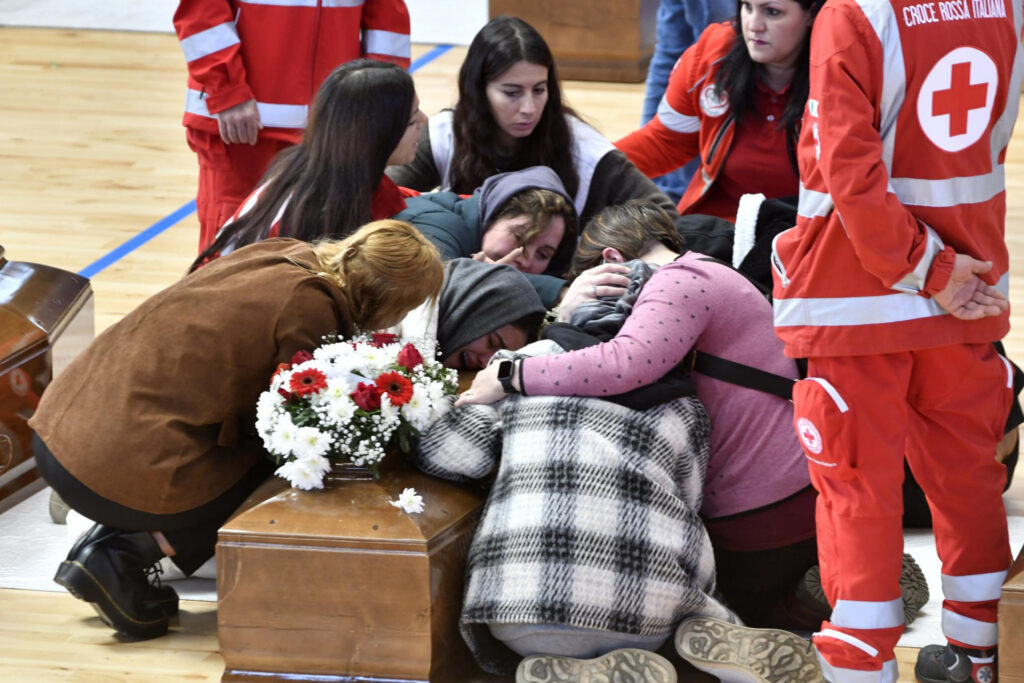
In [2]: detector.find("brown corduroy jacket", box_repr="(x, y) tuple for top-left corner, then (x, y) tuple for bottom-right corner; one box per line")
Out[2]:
(29, 239), (355, 514)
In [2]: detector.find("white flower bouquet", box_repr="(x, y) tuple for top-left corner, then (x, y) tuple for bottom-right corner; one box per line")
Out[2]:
(256, 333), (458, 490)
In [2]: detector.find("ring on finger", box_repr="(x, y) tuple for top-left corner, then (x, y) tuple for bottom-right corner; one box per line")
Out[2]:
(592, 285), (598, 298)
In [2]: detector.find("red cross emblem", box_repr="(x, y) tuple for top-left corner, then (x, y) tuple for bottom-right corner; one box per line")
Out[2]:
(932, 62), (989, 137)
(916, 47), (997, 153)
(797, 417), (823, 454)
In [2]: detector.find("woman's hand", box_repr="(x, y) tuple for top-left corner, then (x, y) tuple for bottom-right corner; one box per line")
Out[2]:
(472, 246), (526, 268)
(557, 262), (631, 322)
(454, 362), (506, 407)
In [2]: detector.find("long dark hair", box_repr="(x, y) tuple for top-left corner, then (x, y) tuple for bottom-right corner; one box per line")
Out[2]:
(713, 0), (822, 170)
(450, 16), (580, 199)
(194, 60), (415, 268)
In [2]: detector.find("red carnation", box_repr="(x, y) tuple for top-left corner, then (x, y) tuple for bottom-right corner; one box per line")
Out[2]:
(351, 382), (382, 411)
(290, 349), (314, 365)
(289, 367), (328, 397)
(375, 371), (414, 406)
(397, 342), (424, 371)
(271, 362), (291, 381)
(371, 332), (398, 348)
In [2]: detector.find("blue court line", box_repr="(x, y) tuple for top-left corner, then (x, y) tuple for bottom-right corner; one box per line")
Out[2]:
(410, 44), (452, 73)
(78, 44), (453, 280)
(77, 200), (197, 279)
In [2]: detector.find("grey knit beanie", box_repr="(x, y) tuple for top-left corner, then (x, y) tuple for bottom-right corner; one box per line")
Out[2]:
(475, 165), (574, 232)
(436, 258), (545, 358)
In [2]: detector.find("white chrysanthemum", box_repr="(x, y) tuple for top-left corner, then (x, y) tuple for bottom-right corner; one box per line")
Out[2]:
(356, 344), (393, 373)
(256, 414), (276, 442)
(275, 455), (330, 491)
(389, 487), (425, 514)
(270, 370), (292, 394)
(322, 393), (357, 426)
(256, 390), (281, 422)
(314, 376), (352, 405)
(292, 426), (332, 459)
(270, 414), (300, 456)
(379, 394), (400, 425)
(313, 342), (351, 364)
(401, 385), (435, 430)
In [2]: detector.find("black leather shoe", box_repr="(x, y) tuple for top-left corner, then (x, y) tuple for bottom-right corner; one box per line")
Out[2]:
(915, 643), (998, 683)
(67, 524), (179, 616)
(54, 528), (170, 639)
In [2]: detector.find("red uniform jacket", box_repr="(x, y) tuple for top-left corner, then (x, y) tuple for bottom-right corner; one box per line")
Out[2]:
(615, 22), (740, 215)
(772, 0), (1021, 358)
(174, 0), (411, 142)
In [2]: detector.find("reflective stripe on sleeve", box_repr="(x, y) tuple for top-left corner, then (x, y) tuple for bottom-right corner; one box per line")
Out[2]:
(774, 272), (1009, 328)
(892, 225), (944, 294)
(656, 98), (701, 134)
(854, 0), (905, 173)
(363, 29), (411, 59)
(185, 89), (308, 128)
(797, 184), (834, 219)
(180, 22), (240, 63)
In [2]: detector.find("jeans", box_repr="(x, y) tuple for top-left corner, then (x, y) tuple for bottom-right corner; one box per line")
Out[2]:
(642, 0), (734, 202)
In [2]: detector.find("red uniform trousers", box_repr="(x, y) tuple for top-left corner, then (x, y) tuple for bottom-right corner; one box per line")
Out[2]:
(793, 343), (1012, 681)
(187, 128), (293, 252)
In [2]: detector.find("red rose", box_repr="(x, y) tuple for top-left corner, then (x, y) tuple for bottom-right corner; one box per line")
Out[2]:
(370, 332), (398, 348)
(289, 367), (328, 397)
(350, 382), (382, 411)
(396, 342), (424, 371)
(277, 387), (295, 402)
(290, 349), (314, 365)
(375, 371), (414, 406)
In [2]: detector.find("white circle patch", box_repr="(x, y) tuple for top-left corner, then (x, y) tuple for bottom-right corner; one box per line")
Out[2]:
(797, 417), (823, 455)
(700, 84), (729, 118)
(916, 47), (997, 153)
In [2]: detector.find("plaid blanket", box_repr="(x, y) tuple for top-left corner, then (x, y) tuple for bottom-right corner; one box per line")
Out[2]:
(413, 369), (737, 675)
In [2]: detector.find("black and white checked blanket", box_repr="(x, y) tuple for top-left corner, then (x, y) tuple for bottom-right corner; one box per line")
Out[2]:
(413, 362), (737, 675)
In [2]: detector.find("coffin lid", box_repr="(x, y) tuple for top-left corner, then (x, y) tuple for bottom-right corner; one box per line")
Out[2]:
(220, 457), (483, 551)
(0, 246), (92, 373)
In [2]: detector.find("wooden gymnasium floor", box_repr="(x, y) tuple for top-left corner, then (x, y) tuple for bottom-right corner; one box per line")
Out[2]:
(1, 26), (1023, 682)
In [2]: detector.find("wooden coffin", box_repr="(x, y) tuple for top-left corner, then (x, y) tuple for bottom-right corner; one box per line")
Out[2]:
(0, 246), (93, 513)
(999, 544), (1024, 681)
(490, 0), (658, 83)
(217, 458), (486, 682)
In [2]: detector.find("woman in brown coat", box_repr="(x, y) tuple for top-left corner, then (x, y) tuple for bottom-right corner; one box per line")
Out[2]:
(29, 220), (443, 639)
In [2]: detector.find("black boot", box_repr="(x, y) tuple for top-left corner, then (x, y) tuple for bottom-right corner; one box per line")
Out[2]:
(915, 643), (998, 683)
(66, 523), (179, 616)
(55, 528), (171, 639)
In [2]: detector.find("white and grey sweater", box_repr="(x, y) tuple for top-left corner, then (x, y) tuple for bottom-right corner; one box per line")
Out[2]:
(413, 345), (737, 675)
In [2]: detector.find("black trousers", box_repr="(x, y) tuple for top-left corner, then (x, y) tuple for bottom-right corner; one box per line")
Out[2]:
(713, 536), (820, 630)
(34, 434), (273, 575)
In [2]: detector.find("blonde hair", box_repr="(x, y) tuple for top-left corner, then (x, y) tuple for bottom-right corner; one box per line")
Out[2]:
(310, 220), (443, 330)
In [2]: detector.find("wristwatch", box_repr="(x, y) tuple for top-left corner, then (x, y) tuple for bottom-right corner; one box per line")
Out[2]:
(496, 359), (518, 394)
